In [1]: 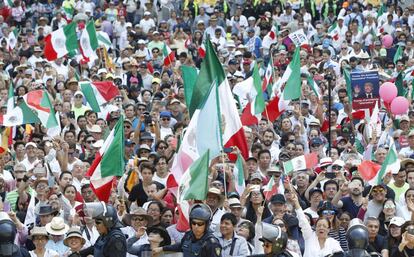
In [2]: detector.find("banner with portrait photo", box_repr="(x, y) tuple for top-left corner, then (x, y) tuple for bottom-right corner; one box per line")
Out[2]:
(351, 71), (380, 110)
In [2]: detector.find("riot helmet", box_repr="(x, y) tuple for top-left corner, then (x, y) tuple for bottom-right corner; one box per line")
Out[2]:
(259, 223), (288, 255)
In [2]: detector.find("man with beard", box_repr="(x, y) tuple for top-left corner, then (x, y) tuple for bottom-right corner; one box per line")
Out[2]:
(261, 129), (280, 163)
(332, 177), (365, 218)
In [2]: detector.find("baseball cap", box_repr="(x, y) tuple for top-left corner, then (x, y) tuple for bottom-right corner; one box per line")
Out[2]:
(270, 194), (286, 204)
(249, 172), (263, 182)
(309, 187), (323, 197)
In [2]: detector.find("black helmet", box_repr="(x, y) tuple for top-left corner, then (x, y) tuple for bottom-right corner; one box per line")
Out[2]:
(259, 223), (288, 254)
(84, 202), (121, 229)
(0, 212), (18, 257)
(189, 204), (211, 227)
(346, 219), (369, 250)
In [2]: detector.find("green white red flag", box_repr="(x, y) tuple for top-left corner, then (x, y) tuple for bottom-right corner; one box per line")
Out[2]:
(87, 116), (125, 202)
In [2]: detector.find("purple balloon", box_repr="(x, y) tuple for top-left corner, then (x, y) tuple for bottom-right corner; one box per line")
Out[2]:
(390, 96), (409, 115)
(379, 82), (398, 103)
(382, 35), (393, 49)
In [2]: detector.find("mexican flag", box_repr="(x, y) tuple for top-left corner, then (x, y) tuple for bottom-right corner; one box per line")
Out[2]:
(262, 61), (273, 95)
(181, 65), (199, 107)
(6, 82), (14, 113)
(0, 90), (58, 128)
(263, 176), (277, 200)
(163, 43), (175, 66)
(233, 153), (246, 196)
(373, 143), (400, 185)
(170, 39), (248, 187)
(4, 0), (13, 8)
(328, 22), (340, 41)
(198, 42), (206, 58)
(44, 22), (78, 61)
(175, 150), (210, 231)
(80, 21), (99, 59)
(234, 63), (265, 123)
(97, 31), (112, 50)
(87, 116), (125, 202)
(307, 74), (320, 97)
(282, 47), (301, 100)
(394, 45), (403, 64)
(283, 153), (318, 174)
(79, 81), (120, 113)
(179, 150), (210, 201)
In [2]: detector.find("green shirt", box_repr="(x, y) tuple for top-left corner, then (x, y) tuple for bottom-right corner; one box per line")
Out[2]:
(5, 187), (36, 211)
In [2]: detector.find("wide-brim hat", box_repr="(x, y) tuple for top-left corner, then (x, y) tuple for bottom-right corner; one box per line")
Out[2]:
(147, 226), (171, 246)
(125, 207), (153, 226)
(63, 227), (86, 246)
(45, 217), (69, 236)
(207, 187), (225, 205)
(29, 226), (50, 240)
(401, 158), (414, 169)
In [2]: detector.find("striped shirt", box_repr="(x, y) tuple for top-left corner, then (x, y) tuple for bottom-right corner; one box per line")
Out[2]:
(5, 187), (36, 211)
(329, 227), (349, 251)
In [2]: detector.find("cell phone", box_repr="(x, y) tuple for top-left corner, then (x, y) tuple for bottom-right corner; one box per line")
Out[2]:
(326, 172), (336, 179)
(223, 147), (233, 153)
(68, 111), (75, 119)
(408, 227), (414, 235)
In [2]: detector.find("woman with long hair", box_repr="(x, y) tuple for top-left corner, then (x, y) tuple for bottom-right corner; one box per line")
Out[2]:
(244, 189), (271, 225)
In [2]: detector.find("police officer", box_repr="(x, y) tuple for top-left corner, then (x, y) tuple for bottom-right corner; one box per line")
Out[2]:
(343, 219), (379, 257)
(0, 212), (29, 257)
(80, 203), (127, 257)
(249, 223), (297, 257)
(153, 203), (222, 257)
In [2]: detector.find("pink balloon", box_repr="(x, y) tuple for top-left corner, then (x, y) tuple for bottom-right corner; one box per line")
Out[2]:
(390, 96), (409, 115)
(379, 82), (398, 103)
(382, 35), (393, 49)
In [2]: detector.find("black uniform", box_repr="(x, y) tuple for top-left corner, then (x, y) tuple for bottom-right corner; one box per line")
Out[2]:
(80, 227), (127, 257)
(163, 230), (222, 257)
(248, 250), (294, 257)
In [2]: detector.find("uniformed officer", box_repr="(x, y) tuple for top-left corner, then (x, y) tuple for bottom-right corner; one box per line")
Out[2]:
(79, 202), (127, 257)
(153, 203), (222, 257)
(249, 223), (297, 257)
(0, 212), (29, 257)
(343, 219), (378, 257)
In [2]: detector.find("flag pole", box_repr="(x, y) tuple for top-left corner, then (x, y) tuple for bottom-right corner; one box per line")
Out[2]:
(221, 151), (228, 199)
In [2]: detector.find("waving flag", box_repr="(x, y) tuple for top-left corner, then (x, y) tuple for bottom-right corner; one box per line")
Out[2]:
(87, 116), (125, 202)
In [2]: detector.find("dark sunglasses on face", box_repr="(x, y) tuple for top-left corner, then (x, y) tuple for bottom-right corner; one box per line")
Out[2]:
(191, 221), (205, 227)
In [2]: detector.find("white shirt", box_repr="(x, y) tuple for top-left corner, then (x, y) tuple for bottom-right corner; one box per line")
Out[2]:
(29, 249), (59, 257)
(296, 208), (343, 257)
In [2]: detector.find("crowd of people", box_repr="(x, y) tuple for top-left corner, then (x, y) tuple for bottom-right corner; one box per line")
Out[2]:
(2, 0), (414, 257)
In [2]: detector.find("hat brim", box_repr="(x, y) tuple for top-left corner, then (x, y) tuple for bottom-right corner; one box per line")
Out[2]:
(63, 234), (86, 246)
(125, 213), (153, 227)
(45, 223), (69, 236)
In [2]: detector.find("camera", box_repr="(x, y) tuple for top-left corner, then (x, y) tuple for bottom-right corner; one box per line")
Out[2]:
(143, 112), (152, 124)
(67, 111), (75, 119)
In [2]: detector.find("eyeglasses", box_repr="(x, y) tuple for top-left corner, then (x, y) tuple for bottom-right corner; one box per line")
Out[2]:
(132, 217), (145, 222)
(161, 117), (170, 121)
(75, 95), (83, 98)
(86, 140), (96, 144)
(158, 146), (167, 150)
(124, 125), (131, 129)
(191, 221), (206, 227)
(322, 210), (335, 216)
(332, 165), (342, 170)
(384, 203), (395, 209)
(36, 184), (47, 189)
(311, 144), (321, 148)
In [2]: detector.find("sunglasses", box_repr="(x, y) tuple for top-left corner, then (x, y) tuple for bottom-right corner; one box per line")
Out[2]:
(86, 140), (96, 144)
(191, 221), (205, 227)
(331, 165), (341, 170)
(124, 125), (131, 129)
(75, 95), (83, 98)
(158, 146), (167, 150)
(372, 188), (385, 193)
(322, 210), (335, 216)
(311, 144), (321, 148)
(161, 117), (170, 121)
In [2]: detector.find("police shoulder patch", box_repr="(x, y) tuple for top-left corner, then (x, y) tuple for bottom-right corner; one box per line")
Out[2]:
(215, 247), (221, 256)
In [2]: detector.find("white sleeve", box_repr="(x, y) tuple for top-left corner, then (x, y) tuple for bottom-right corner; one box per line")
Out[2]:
(295, 207), (313, 240)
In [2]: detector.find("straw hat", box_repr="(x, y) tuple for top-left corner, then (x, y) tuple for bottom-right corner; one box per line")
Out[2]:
(125, 207), (153, 226)
(29, 226), (50, 240)
(45, 217), (69, 236)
